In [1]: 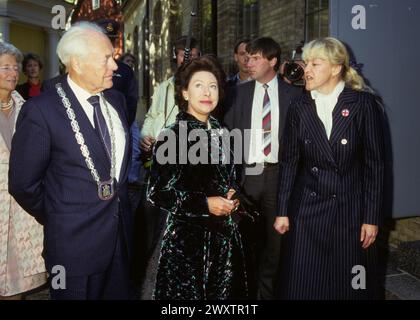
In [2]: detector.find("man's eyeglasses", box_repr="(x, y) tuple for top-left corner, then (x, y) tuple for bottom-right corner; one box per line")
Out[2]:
(0, 66), (20, 73)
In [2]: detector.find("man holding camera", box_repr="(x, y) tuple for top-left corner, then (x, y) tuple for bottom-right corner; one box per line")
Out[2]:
(280, 42), (306, 87)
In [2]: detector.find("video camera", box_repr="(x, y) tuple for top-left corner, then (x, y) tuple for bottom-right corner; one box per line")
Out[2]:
(283, 42), (305, 85)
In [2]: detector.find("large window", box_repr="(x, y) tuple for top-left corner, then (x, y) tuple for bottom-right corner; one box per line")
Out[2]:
(305, 0), (329, 41)
(237, 0), (259, 40)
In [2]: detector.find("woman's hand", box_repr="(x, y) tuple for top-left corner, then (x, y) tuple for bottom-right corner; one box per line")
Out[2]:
(226, 189), (236, 200)
(208, 196), (239, 216)
(140, 135), (155, 153)
(274, 216), (289, 234)
(360, 224), (378, 249)
(226, 189), (240, 213)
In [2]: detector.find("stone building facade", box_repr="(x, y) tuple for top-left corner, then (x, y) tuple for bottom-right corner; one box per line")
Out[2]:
(0, 0), (73, 81)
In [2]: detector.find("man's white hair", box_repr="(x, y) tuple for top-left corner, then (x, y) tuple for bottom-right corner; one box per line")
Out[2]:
(57, 21), (106, 67)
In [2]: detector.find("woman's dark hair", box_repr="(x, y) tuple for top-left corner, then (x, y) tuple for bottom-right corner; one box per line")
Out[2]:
(174, 54), (226, 111)
(22, 53), (43, 72)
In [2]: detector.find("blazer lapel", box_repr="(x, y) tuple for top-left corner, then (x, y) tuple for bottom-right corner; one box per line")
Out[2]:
(103, 89), (130, 183)
(329, 88), (359, 145)
(59, 79), (111, 179)
(300, 93), (336, 164)
(277, 77), (293, 136)
(242, 81), (256, 131)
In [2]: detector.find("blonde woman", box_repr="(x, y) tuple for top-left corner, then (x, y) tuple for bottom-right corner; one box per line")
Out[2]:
(0, 42), (46, 300)
(274, 37), (385, 299)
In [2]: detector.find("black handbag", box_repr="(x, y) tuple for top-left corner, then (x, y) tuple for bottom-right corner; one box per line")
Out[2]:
(230, 191), (260, 224)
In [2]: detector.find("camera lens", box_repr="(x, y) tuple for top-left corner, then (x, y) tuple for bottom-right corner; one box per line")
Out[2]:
(284, 62), (304, 83)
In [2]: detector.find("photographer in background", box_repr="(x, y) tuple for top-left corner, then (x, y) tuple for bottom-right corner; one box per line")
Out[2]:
(280, 42), (306, 88)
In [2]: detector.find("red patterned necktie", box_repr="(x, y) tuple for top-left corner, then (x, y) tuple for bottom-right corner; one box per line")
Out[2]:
(262, 84), (271, 156)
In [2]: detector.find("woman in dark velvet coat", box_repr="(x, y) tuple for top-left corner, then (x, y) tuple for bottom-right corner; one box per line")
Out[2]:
(274, 37), (385, 300)
(147, 55), (249, 300)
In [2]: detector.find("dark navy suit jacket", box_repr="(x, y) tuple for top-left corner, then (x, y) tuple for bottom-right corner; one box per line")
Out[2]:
(112, 61), (138, 126)
(9, 78), (133, 277)
(223, 77), (302, 184)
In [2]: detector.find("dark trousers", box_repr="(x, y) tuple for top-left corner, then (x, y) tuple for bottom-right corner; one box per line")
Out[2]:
(50, 221), (132, 300)
(242, 165), (281, 300)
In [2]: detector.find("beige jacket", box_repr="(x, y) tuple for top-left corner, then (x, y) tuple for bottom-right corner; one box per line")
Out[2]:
(141, 77), (179, 138)
(0, 91), (46, 296)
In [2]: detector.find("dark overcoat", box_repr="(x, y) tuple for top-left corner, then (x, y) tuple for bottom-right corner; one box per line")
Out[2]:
(147, 111), (248, 300)
(277, 88), (385, 299)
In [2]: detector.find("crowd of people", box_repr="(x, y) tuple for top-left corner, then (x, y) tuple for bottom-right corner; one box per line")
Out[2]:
(0, 20), (386, 300)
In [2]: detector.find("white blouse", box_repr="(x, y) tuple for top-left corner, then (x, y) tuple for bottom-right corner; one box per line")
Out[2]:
(311, 81), (345, 139)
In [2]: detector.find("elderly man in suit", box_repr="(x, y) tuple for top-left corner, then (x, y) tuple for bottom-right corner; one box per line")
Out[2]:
(224, 37), (302, 299)
(9, 22), (133, 300)
(42, 20), (138, 127)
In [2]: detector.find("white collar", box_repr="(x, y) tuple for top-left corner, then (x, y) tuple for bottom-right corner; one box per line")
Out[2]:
(256, 75), (278, 90)
(311, 80), (345, 101)
(67, 75), (99, 102)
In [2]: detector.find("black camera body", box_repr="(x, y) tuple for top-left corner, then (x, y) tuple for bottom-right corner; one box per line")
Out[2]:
(283, 42), (305, 85)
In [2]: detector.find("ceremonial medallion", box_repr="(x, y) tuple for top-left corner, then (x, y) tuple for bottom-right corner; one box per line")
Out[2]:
(56, 84), (118, 202)
(98, 179), (115, 200)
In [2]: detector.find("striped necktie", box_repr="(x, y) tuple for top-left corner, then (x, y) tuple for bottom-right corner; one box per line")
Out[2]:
(262, 84), (271, 156)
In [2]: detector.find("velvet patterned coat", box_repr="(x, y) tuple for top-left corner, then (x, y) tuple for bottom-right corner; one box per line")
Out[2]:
(147, 111), (248, 300)
(277, 88), (385, 300)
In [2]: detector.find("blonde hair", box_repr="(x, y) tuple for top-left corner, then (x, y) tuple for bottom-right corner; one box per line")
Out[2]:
(302, 37), (366, 91)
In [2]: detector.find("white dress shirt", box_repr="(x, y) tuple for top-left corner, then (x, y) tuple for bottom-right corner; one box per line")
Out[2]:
(248, 76), (280, 164)
(67, 75), (126, 181)
(311, 80), (345, 139)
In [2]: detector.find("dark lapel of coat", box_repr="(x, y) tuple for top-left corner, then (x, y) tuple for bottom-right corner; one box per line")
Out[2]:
(300, 92), (337, 164)
(59, 79), (111, 178)
(103, 89), (130, 183)
(277, 77), (294, 136)
(242, 81), (256, 131)
(329, 87), (359, 145)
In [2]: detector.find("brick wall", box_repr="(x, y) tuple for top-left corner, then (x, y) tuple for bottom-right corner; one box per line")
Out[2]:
(259, 0), (305, 62)
(216, 0), (238, 75)
(216, 0), (305, 75)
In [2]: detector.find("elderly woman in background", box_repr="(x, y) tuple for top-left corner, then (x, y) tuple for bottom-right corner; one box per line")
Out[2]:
(16, 53), (43, 100)
(147, 55), (248, 300)
(0, 42), (46, 300)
